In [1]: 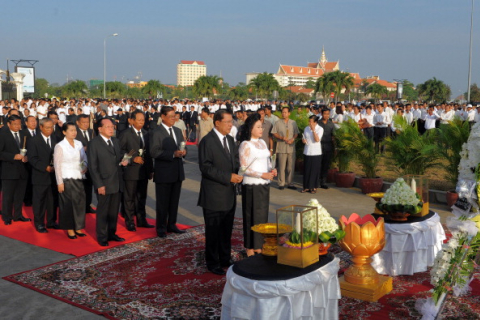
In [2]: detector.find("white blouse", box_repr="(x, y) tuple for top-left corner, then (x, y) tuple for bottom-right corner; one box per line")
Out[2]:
(303, 125), (323, 156)
(54, 139), (87, 185)
(239, 139), (271, 185)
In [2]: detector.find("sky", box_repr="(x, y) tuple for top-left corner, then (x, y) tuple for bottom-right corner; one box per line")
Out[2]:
(1, 0), (478, 98)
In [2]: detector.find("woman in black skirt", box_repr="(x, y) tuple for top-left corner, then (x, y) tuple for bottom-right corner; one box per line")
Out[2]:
(238, 113), (277, 257)
(301, 115), (324, 194)
(54, 122), (87, 239)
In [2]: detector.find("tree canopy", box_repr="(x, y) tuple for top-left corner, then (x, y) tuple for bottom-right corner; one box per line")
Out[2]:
(417, 77), (451, 103)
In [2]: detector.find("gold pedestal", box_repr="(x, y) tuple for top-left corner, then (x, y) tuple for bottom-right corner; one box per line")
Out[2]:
(251, 223), (293, 256)
(339, 275), (393, 302)
(277, 244), (319, 268)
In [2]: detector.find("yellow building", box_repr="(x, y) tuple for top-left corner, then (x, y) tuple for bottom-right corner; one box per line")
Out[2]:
(177, 60), (207, 86)
(126, 81), (148, 88)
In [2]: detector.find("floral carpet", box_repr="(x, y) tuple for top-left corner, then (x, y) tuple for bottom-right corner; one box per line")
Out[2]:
(3, 220), (480, 319)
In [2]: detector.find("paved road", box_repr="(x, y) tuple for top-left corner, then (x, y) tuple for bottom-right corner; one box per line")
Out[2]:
(0, 145), (452, 319)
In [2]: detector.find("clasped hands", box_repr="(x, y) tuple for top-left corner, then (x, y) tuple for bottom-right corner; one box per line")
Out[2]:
(174, 150), (186, 158)
(14, 154), (28, 162)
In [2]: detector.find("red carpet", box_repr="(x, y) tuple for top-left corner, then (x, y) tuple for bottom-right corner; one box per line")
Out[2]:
(4, 220), (480, 319)
(0, 204), (189, 257)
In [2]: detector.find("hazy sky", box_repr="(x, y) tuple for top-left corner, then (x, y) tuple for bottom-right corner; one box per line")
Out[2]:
(1, 0), (478, 98)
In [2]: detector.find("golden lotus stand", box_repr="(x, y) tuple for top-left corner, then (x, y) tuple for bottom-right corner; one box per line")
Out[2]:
(338, 214), (393, 302)
(251, 223), (292, 256)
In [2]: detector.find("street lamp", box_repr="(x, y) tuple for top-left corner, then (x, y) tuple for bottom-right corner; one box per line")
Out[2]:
(467, 0), (474, 102)
(104, 33), (118, 99)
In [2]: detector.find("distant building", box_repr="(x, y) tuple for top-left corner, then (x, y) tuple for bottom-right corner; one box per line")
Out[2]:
(126, 81), (148, 88)
(89, 79), (104, 89)
(177, 60), (207, 86)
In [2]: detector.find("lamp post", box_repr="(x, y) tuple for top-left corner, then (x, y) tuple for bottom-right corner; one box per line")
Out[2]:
(467, 0), (474, 103)
(104, 33), (118, 99)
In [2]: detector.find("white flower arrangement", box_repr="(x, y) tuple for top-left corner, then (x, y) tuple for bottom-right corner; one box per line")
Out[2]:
(381, 178), (419, 206)
(303, 199), (339, 235)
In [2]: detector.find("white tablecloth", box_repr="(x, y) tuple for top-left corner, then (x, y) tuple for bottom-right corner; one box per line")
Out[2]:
(221, 257), (340, 320)
(371, 213), (446, 276)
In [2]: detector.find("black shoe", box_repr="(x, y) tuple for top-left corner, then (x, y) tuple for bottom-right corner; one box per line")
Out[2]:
(75, 231), (87, 237)
(67, 233), (77, 239)
(98, 241), (109, 246)
(207, 267), (226, 275)
(221, 259), (235, 268)
(126, 223), (136, 232)
(157, 232), (167, 238)
(108, 235), (125, 242)
(287, 185), (297, 190)
(279, 186), (285, 190)
(4, 221), (12, 226)
(24, 202), (32, 207)
(47, 223), (60, 229)
(167, 226), (186, 234)
(87, 206), (96, 213)
(137, 221), (154, 228)
(14, 216), (31, 222)
(36, 225), (48, 233)
(320, 185), (329, 189)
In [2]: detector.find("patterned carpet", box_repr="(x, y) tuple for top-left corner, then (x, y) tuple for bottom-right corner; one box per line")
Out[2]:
(4, 220), (480, 319)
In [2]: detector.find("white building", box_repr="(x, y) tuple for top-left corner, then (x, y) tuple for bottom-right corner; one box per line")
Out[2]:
(177, 60), (207, 86)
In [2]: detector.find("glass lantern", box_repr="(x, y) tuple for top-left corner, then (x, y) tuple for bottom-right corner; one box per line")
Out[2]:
(402, 175), (429, 216)
(276, 205), (319, 268)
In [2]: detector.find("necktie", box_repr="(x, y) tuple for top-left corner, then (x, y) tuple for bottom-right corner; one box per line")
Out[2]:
(46, 138), (51, 149)
(108, 140), (115, 154)
(223, 136), (230, 158)
(169, 127), (174, 139)
(14, 132), (21, 148)
(83, 130), (89, 141)
(138, 131), (144, 148)
(32, 130), (36, 137)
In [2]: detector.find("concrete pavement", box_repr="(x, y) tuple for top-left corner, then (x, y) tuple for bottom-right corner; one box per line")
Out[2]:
(0, 145), (452, 319)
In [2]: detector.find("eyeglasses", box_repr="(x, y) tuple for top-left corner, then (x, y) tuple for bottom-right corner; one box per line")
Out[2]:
(221, 120), (233, 124)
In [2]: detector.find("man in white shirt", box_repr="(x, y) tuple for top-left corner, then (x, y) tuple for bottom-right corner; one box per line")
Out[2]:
(373, 105), (390, 153)
(440, 105), (454, 125)
(404, 104), (414, 125)
(423, 106), (440, 131)
(36, 101), (48, 120)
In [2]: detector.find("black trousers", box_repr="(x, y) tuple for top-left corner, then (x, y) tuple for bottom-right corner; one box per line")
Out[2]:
(96, 192), (120, 243)
(241, 184), (269, 249)
(155, 181), (182, 234)
(364, 127), (374, 140)
(203, 205), (235, 268)
(2, 179), (27, 222)
(124, 178), (148, 225)
(319, 143), (334, 184)
(59, 179), (86, 230)
(32, 184), (55, 227)
(24, 165), (33, 205)
(303, 155), (322, 190)
(83, 174), (94, 211)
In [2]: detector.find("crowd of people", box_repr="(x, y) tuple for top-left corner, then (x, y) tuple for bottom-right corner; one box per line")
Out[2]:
(0, 96), (476, 275)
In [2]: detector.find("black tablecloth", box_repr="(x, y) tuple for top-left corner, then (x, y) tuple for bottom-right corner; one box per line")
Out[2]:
(372, 210), (435, 224)
(232, 253), (334, 281)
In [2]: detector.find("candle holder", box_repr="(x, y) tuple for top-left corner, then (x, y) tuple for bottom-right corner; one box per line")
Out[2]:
(251, 223), (292, 256)
(402, 175), (429, 217)
(276, 205), (319, 268)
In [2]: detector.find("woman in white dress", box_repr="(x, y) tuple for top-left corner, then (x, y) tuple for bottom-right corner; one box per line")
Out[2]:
(238, 113), (277, 257)
(54, 122), (87, 239)
(301, 115), (324, 193)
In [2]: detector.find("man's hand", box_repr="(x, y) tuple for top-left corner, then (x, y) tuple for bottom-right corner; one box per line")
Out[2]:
(14, 154), (24, 160)
(230, 173), (243, 184)
(22, 156), (28, 163)
(46, 166), (54, 173)
(174, 150), (186, 158)
(98, 186), (106, 195)
(133, 156), (144, 165)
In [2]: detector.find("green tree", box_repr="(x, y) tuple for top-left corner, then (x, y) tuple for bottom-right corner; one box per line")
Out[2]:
(125, 86), (143, 99)
(248, 72), (280, 99)
(142, 80), (165, 98)
(192, 75), (223, 99)
(62, 80), (88, 98)
(314, 74), (334, 102)
(366, 83), (388, 102)
(466, 83), (480, 102)
(304, 78), (316, 89)
(229, 82), (249, 100)
(417, 77), (451, 103)
(328, 70), (354, 102)
(402, 80), (418, 101)
(105, 81), (126, 98)
(33, 78), (50, 98)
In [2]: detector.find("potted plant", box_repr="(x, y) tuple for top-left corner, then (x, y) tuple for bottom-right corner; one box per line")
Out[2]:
(436, 118), (470, 206)
(333, 119), (357, 188)
(338, 119), (383, 193)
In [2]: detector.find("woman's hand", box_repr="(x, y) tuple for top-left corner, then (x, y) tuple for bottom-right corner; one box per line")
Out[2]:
(261, 172), (275, 181)
(58, 184), (65, 193)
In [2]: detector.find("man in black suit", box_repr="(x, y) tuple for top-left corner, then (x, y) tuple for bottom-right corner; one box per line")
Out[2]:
(119, 110), (154, 231)
(0, 115), (31, 225)
(148, 106), (161, 133)
(27, 118), (58, 233)
(21, 115), (39, 207)
(198, 109), (242, 275)
(66, 108), (77, 123)
(181, 105), (191, 134)
(150, 106), (187, 238)
(188, 105), (198, 142)
(87, 118), (127, 246)
(115, 109), (128, 134)
(76, 114), (96, 214)
(48, 111), (64, 142)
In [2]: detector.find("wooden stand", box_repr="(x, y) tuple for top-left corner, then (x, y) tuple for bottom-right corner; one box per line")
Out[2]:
(339, 275), (393, 302)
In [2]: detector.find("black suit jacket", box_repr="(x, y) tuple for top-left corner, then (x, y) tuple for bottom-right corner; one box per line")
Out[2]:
(197, 130), (239, 211)
(87, 135), (124, 194)
(150, 125), (185, 184)
(75, 127), (94, 147)
(119, 127), (153, 180)
(189, 111), (199, 127)
(182, 111), (191, 124)
(0, 129), (29, 180)
(52, 124), (64, 142)
(27, 134), (56, 185)
(115, 114), (128, 133)
(66, 114), (77, 123)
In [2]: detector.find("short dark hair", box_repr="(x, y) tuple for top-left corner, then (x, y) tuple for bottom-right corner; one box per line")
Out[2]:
(77, 114), (89, 122)
(201, 107), (210, 114)
(213, 109), (233, 126)
(47, 111), (59, 118)
(61, 122), (76, 133)
(98, 118), (114, 127)
(7, 114), (22, 123)
(130, 109), (145, 120)
(160, 106), (174, 116)
(281, 106), (290, 113)
(239, 113), (261, 142)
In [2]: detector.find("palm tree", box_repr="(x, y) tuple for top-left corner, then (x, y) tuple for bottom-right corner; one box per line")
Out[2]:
(142, 80), (165, 98)
(366, 83), (388, 102)
(248, 72), (280, 99)
(329, 71), (354, 102)
(192, 75), (223, 99)
(417, 77), (451, 103)
(314, 75), (334, 103)
(105, 81), (126, 98)
(62, 80), (88, 98)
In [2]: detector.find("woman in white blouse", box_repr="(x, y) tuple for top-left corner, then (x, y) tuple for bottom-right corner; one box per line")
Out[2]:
(54, 122), (87, 239)
(301, 115), (324, 194)
(239, 113), (277, 257)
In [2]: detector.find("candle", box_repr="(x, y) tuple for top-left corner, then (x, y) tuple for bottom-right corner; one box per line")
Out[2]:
(295, 212), (301, 234)
(411, 178), (417, 193)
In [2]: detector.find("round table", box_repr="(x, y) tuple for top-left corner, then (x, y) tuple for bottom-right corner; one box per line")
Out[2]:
(221, 253), (341, 320)
(371, 212), (446, 276)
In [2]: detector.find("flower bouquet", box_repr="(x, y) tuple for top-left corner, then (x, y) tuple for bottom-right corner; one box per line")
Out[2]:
(376, 178), (423, 221)
(304, 199), (345, 254)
